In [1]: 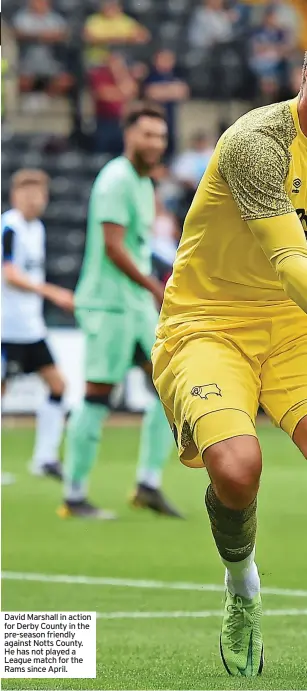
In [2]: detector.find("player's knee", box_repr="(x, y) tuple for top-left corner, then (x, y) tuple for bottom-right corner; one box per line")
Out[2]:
(40, 364), (66, 398)
(85, 381), (114, 407)
(50, 374), (66, 399)
(292, 415), (307, 459)
(204, 437), (262, 509)
(45, 368), (66, 399)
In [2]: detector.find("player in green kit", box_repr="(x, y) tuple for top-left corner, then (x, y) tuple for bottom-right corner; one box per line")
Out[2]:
(58, 102), (182, 519)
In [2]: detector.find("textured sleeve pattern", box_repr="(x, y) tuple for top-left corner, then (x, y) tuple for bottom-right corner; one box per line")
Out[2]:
(218, 117), (295, 221)
(249, 213), (307, 314)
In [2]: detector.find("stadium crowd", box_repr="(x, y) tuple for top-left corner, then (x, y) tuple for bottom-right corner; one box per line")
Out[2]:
(2, 0), (305, 325)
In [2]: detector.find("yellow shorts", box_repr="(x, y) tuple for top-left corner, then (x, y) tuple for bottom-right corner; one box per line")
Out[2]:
(152, 302), (307, 468)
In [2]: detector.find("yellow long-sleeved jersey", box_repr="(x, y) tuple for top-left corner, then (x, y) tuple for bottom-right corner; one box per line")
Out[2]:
(158, 97), (307, 336)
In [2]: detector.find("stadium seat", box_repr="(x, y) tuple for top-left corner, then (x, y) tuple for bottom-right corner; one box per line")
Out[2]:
(157, 20), (184, 45)
(46, 253), (81, 275)
(125, 0), (155, 16)
(44, 303), (76, 326)
(50, 176), (81, 199)
(1, 178), (11, 202)
(2, 150), (28, 175)
(55, 151), (86, 171)
(44, 155), (85, 178)
(46, 228), (85, 252)
(19, 151), (45, 168)
(2, 132), (28, 152)
(53, 0), (83, 15)
(44, 201), (87, 224)
(2, 0), (21, 20)
(66, 229), (85, 250)
(2, 151), (11, 174)
(83, 153), (113, 175)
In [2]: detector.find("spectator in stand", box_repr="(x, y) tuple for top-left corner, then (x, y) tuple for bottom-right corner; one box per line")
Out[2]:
(12, 0), (72, 97)
(130, 61), (149, 99)
(144, 49), (189, 157)
(227, 1), (251, 35)
(88, 53), (137, 155)
(261, 1), (300, 49)
(84, 0), (150, 68)
(188, 0), (234, 50)
(289, 59), (306, 96)
(243, 0), (303, 48)
(249, 6), (292, 102)
(171, 131), (215, 226)
(172, 131), (215, 192)
(291, 0), (307, 51)
(2, 58), (8, 119)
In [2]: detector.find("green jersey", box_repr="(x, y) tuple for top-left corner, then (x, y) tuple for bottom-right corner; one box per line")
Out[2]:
(75, 156), (155, 313)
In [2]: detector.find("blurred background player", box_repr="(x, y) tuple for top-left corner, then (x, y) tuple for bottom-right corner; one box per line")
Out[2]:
(1, 170), (74, 481)
(153, 53), (307, 676)
(59, 102), (182, 520)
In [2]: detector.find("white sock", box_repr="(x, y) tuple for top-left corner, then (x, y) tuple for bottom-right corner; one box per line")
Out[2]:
(32, 398), (65, 468)
(64, 482), (88, 503)
(137, 468), (162, 490)
(223, 548), (261, 600)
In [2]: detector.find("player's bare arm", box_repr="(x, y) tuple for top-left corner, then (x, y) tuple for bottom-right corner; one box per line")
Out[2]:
(3, 260), (74, 312)
(103, 221), (165, 304)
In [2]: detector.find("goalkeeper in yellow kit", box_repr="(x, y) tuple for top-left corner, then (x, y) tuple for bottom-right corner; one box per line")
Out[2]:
(152, 53), (307, 677)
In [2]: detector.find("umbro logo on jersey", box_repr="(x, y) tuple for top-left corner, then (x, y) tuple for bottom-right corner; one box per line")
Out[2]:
(191, 384), (222, 400)
(292, 178), (302, 194)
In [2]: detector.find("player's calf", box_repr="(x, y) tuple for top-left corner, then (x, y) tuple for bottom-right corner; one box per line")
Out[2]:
(204, 436), (261, 595)
(31, 365), (67, 479)
(292, 415), (307, 459)
(132, 371), (183, 518)
(58, 382), (117, 519)
(40, 364), (66, 399)
(203, 436), (263, 677)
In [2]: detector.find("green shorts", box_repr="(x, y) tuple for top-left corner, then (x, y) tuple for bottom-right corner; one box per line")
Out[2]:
(76, 304), (159, 384)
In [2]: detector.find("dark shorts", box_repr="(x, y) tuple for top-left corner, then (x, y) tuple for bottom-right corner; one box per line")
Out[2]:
(1, 340), (55, 380)
(151, 253), (173, 286)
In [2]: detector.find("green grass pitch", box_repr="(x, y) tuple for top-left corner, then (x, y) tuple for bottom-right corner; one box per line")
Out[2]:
(2, 422), (307, 690)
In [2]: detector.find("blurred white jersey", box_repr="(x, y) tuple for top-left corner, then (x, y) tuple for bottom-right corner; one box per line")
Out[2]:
(1, 208), (46, 343)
